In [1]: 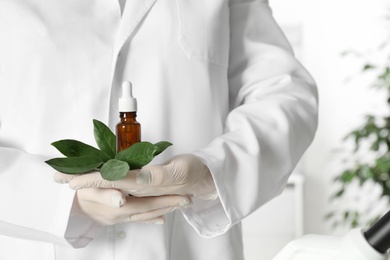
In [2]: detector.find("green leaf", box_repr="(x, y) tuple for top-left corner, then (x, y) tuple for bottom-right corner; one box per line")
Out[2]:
(51, 139), (110, 162)
(340, 170), (355, 183)
(362, 64), (375, 71)
(115, 141), (157, 169)
(45, 156), (103, 174)
(93, 119), (116, 159)
(343, 211), (350, 221)
(331, 189), (345, 199)
(324, 212), (334, 220)
(351, 212), (360, 228)
(154, 141), (172, 156)
(375, 157), (390, 172)
(100, 159), (130, 181)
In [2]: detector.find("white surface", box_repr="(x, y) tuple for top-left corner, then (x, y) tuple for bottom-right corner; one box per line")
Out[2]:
(274, 229), (388, 260)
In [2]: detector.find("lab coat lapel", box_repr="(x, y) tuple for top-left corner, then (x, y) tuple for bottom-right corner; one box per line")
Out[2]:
(108, 0), (158, 127)
(114, 0), (158, 55)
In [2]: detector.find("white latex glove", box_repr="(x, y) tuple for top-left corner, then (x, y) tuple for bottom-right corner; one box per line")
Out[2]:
(54, 154), (218, 200)
(69, 187), (192, 225)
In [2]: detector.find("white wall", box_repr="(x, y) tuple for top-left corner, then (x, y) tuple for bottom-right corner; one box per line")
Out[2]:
(269, 0), (389, 236)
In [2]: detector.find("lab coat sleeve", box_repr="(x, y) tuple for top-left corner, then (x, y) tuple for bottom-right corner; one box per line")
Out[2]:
(182, 0), (318, 237)
(0, 147), (101, 248)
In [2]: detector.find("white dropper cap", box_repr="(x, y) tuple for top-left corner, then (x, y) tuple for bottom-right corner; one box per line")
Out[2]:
(119, 81), (137, 112)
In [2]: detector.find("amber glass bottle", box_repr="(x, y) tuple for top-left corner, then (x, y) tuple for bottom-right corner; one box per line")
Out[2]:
(116, 81), (141, 152)
(117, 112), (141, 152)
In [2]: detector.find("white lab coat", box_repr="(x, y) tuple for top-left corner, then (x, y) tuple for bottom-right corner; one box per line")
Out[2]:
(0, 0), (318, 259)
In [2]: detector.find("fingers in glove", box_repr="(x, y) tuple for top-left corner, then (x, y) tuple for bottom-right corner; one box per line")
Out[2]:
(68, 170), (140, 191)
(77, 188), (126, 208)
(128, 169), (179, 198)
(135, 154), (217, 199)
(136, 154), (197, 187)
(126, 195), (192, 222)
(76, 191), (191, 226)
(53, 172), (78, 184)
(68, 172), (116, 189)
(136, 165), (172, 186)
(122, 194), (192, 213)
(128, 206), (180, 223)
(138, 216), (166, 225)
(114, 195), (192, 224)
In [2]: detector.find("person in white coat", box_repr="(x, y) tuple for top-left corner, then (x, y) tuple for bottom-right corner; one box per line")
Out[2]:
(0, 0), (318, 259)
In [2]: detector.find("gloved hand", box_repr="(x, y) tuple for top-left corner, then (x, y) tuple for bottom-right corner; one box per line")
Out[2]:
(54, 154), (218, 200)
(70, 187), (192, 225)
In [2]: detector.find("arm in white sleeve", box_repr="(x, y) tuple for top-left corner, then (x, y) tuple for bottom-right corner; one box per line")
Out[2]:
(183, 0), (318, 237)
(0, 147), (101, 248)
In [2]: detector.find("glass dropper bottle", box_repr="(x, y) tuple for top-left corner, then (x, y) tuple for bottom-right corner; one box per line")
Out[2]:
(116, 81), (141, 152)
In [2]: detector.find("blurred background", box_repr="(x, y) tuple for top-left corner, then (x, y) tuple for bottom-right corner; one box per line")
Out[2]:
(242, 0), (390, 258)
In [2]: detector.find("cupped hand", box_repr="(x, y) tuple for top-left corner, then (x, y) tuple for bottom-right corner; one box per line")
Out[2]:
(54, 154), (217, 200)
(71, 187), (192, 225)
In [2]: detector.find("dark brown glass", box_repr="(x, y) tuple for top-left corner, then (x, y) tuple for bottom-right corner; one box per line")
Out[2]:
(116, 112), (141, 152)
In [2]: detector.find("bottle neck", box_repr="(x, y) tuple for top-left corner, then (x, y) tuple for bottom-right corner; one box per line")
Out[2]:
(119, 112), (137, 122)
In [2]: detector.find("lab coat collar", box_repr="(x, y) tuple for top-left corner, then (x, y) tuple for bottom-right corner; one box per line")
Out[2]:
(114, 0), (158, 55)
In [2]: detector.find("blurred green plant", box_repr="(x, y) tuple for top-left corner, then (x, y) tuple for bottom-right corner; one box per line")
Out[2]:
(327, 38), (390, 228)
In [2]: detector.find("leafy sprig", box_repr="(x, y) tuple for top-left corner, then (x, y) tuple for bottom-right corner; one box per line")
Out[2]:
(45, 119), (172, 181)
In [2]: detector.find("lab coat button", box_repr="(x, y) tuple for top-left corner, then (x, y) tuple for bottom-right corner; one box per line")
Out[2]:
(117, 231), (127, 239)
